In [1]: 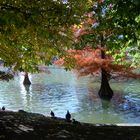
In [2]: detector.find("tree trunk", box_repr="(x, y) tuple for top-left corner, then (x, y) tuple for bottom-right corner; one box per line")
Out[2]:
(98, 69), (113, 100)
(23, 72), (31, 85)
(98, 34), (113, 100)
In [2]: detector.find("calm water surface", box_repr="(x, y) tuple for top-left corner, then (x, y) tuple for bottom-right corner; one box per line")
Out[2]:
(0, 66), (140, 124)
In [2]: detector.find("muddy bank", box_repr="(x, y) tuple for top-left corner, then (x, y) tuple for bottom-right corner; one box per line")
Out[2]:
(0, 110), (140, 140)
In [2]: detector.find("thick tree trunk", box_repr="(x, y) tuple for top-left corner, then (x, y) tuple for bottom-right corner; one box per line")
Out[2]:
(98, 69), (113, 100)
(23, 72), (31, 85)
(98, 34), (113, 100)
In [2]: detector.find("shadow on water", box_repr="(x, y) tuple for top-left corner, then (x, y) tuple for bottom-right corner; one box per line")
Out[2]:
(24, 84), (31, 93)
(101, 99), (111, 110)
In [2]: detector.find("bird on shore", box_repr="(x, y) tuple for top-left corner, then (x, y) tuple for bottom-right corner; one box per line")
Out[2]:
(72, 119), (80, 125)
(50, 111), (55, 118)
(65, 110), (71, 122)
(2, 106), (5, 111)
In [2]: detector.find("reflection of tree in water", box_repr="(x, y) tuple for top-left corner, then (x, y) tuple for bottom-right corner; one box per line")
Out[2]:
(76, 86), (140, 114)
(24, 84), (31, 92)
(120, 98), (140, 111)
(101, 99), (111, 110)
(111, 91), (140, 117)
(74, 86), (124, 123)
(111, 91), (125, 106)
(75, 86), (104, 111)
(23, 84), (32, 110)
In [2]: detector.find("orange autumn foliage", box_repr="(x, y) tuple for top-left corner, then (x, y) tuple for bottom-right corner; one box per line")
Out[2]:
(54, 47), (140, 79)
(72, 13), (95, 40)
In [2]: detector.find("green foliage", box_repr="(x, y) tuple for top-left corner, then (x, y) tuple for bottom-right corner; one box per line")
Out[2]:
(1, 0), (140, 72)
(0, 0), (91, 72)
(73, 0), (140, 68)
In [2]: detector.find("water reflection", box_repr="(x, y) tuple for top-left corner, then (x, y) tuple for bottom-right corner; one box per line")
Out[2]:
(101, 100), (111, 110)
(0, 67), (140, 124)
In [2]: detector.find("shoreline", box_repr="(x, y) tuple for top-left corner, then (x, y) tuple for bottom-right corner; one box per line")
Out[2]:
(2, 109), (140, 127)
(0, 110), (140, 139)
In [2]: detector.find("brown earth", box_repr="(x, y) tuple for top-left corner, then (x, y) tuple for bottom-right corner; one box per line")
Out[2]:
(0, 110), (140, 140)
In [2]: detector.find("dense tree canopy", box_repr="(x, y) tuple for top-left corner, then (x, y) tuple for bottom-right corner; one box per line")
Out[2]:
(0, 0), (140, 83)
(63, 0), (140, 70)
(0, 0), (91, 73)
(74, 1), (139, 49)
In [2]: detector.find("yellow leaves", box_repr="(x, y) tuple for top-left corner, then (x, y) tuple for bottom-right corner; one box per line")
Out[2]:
(73, 23), (84, 29)
(88, 0), (93, 4)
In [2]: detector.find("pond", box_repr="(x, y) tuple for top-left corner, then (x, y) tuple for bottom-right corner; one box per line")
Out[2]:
(0, 66), (140, 124)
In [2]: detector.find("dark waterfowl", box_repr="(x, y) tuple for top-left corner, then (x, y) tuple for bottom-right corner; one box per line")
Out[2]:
(2, 106), (5, 111)
(50, 111), (55, 118)
(72, 119), (80, 125)
(65, 110), (71, 122)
